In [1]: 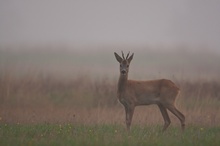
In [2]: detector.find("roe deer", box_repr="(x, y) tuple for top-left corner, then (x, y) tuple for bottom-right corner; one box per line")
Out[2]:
(114, 51), (185, 131)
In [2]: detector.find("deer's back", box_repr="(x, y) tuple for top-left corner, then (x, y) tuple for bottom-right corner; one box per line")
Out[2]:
(126, 79), (180, 105)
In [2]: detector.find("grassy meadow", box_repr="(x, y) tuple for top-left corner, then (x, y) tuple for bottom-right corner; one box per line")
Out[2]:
(1, 124), (220, 146)
(0, 47), (220, 145)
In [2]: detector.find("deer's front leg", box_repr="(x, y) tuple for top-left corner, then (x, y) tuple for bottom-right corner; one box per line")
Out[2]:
(124, 105), (135, 131)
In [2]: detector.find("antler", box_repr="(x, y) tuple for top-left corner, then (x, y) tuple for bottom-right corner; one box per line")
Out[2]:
(121, 51), (125, 59)
(126, 51), (130, 59)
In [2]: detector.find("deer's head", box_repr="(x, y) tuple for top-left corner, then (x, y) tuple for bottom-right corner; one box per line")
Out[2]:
(114, 51), (134, 76)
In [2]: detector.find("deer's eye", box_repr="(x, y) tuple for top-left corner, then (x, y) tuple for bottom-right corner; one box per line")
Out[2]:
(127, 65), (129, 67)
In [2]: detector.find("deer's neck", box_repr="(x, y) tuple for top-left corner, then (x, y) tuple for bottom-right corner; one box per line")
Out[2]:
(118, 74), (128, 93)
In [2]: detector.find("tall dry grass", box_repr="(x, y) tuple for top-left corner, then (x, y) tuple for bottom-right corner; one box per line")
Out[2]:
(0, 69), (220, 127)
(1, 47), (220, 127)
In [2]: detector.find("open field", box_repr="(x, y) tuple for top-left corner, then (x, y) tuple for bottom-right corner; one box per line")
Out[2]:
(0, 47), (220, 145)
(1, 124), (220, 146)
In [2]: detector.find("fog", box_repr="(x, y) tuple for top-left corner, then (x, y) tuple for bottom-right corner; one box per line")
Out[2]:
(1, 1), (220, 133)
(1, 0), (220, 50)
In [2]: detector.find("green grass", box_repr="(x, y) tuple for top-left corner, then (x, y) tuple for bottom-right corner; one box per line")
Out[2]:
(1, 124), (220, 146)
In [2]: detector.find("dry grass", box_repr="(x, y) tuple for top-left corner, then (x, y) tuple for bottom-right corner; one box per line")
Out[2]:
(0, 69), (220, 128)
(1, 47), (220, 128)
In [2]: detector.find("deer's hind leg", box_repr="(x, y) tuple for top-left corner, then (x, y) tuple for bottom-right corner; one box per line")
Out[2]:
(158, 104), (171, 131)
(167, 105), (185, 131)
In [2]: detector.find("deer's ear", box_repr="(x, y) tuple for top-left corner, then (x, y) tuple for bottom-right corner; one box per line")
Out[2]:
(114, 52), (123, 63)
(128, 53), (134, 63)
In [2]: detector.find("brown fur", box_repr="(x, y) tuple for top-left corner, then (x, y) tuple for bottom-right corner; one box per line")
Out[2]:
(114, 52), (185, 131)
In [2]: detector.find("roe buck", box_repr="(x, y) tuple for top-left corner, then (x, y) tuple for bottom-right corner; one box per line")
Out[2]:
(114, 51), (185, 131)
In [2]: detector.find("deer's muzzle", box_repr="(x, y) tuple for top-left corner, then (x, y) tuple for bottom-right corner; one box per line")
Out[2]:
(121, 70), (127, 75)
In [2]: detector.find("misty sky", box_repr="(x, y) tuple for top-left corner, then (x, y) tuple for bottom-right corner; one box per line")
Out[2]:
(1, 0), (220, 49)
